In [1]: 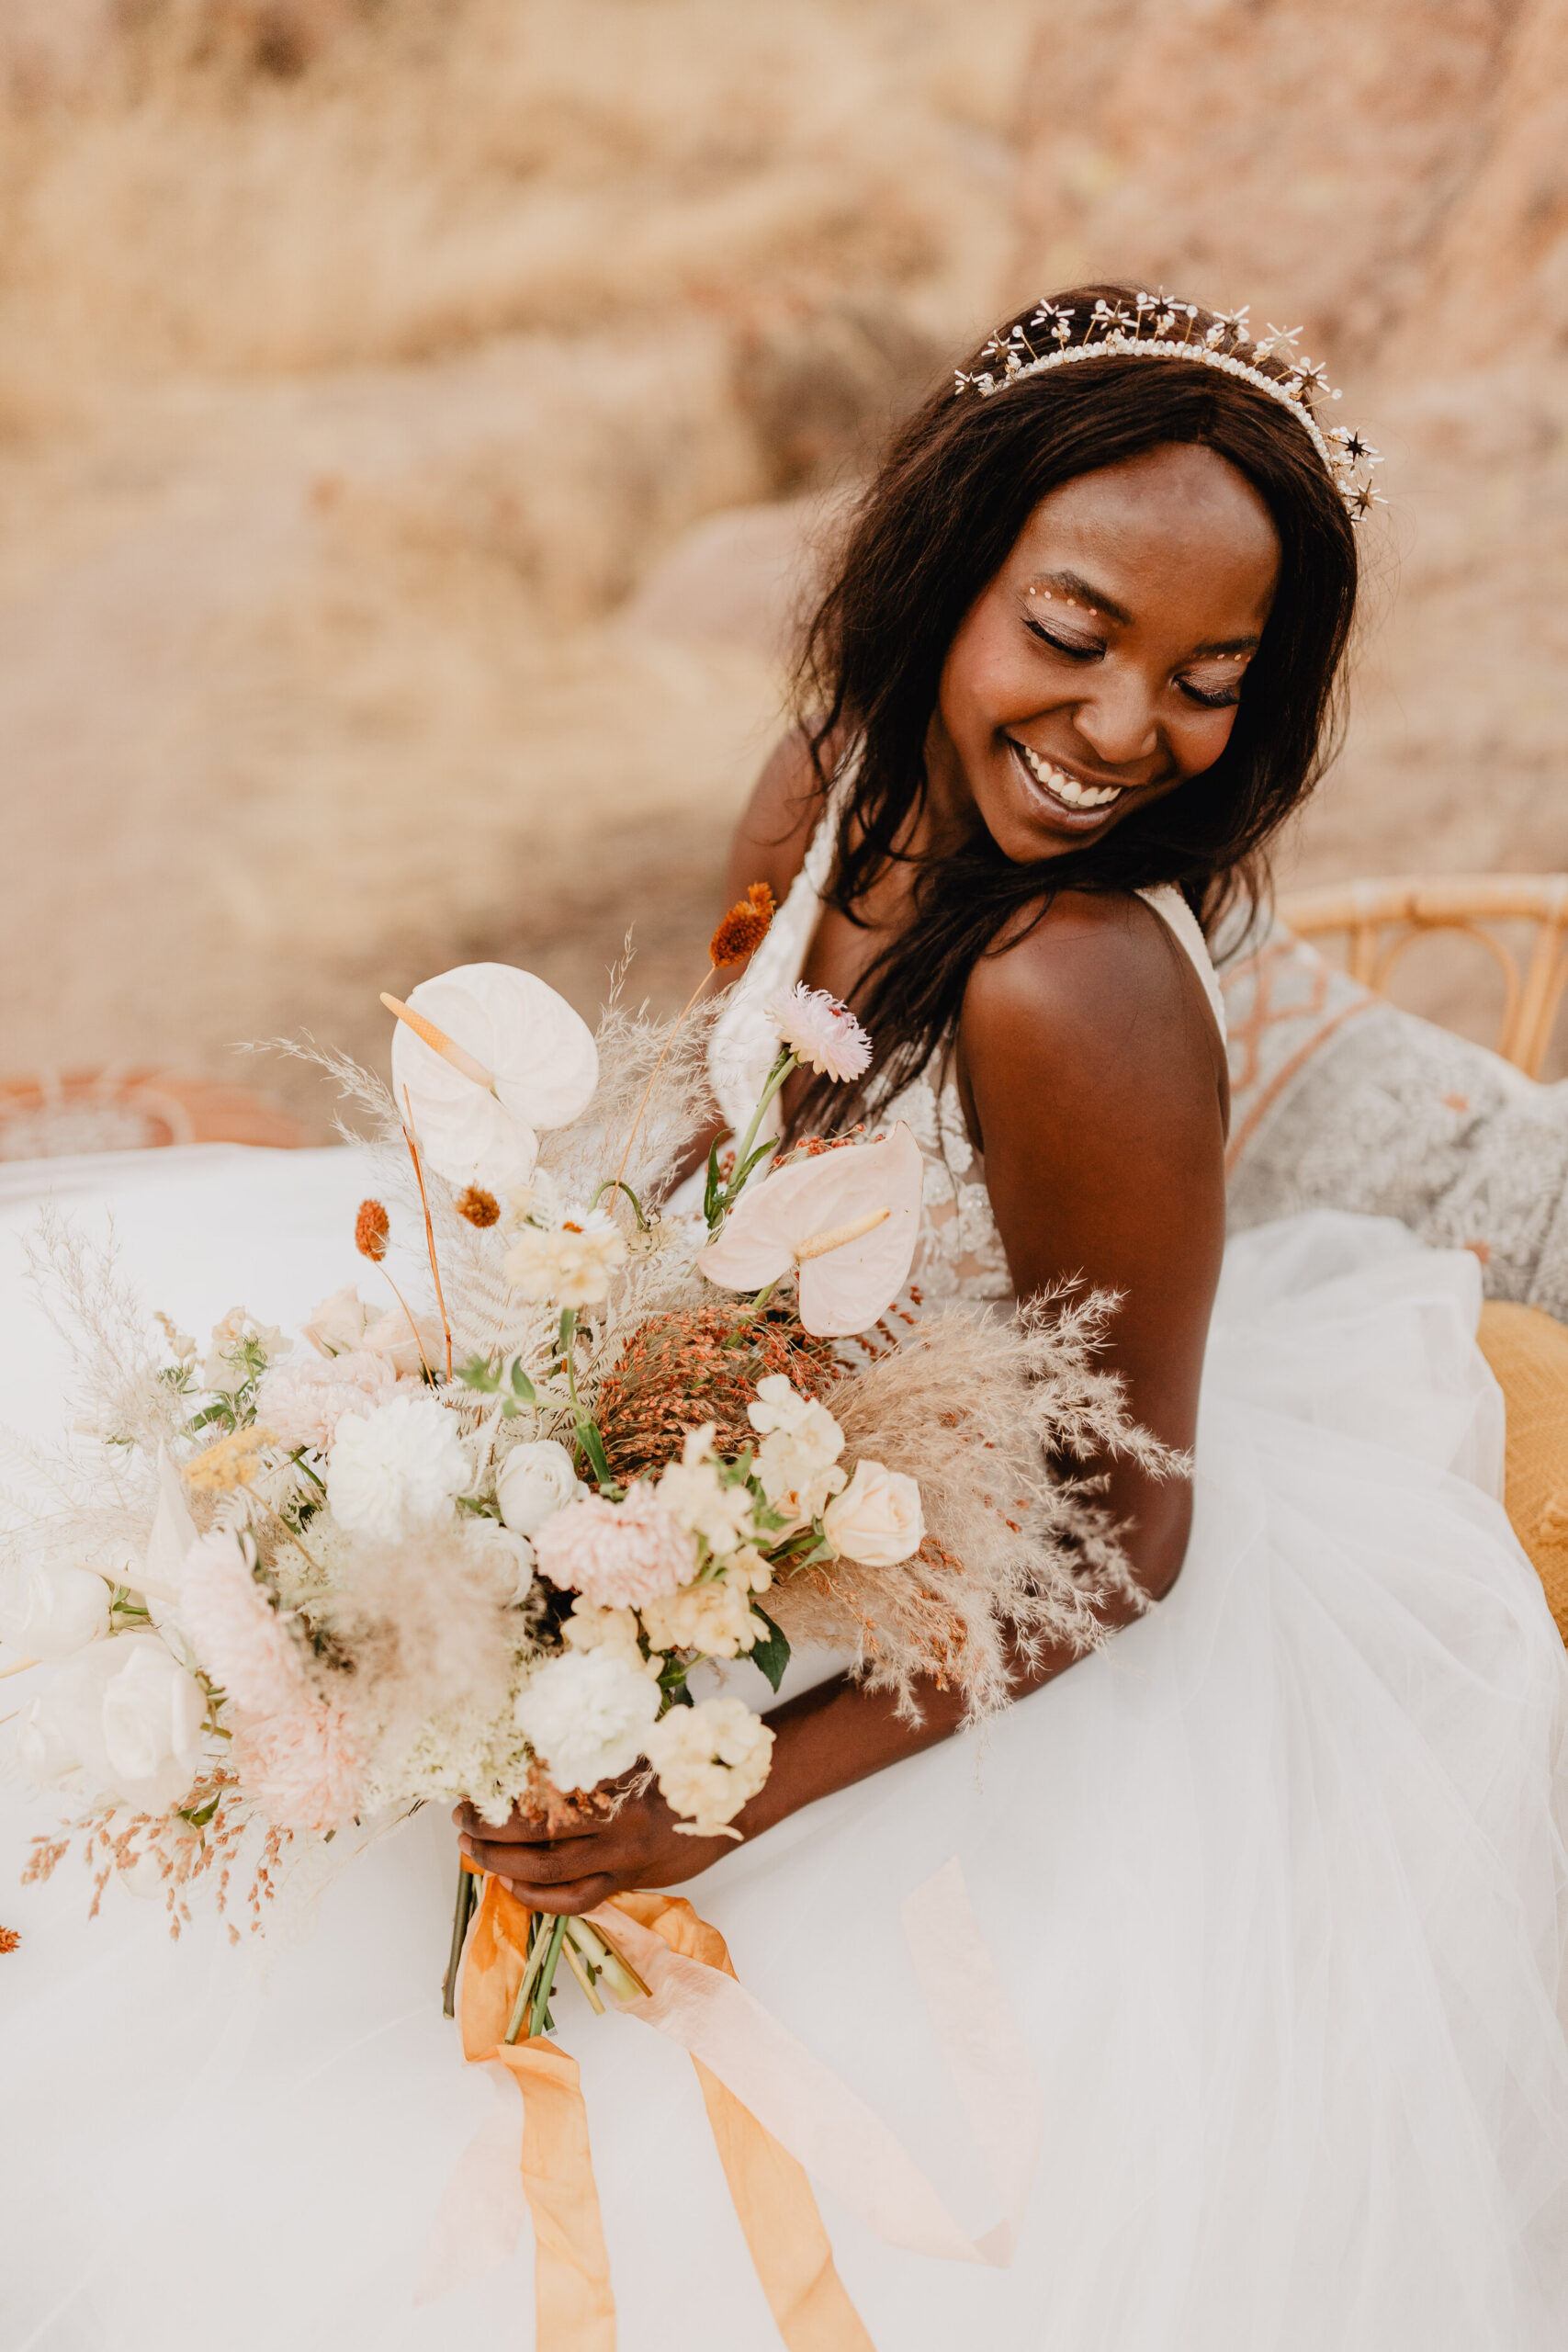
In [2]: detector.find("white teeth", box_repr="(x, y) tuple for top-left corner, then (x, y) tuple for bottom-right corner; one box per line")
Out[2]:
(1016, 743), (1123, 809)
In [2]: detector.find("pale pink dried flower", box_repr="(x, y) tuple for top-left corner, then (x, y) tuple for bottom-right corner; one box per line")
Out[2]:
(764, 981), (872, 1082)
(254, 1349), (395, 1453)
(534, 1485), (694, 1610)
(233, 1701), (363, 1834)
(181, 1532), (305, 1717)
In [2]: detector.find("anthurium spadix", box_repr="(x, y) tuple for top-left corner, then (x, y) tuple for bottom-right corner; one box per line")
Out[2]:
(386, 964), (599, 1194)
(698, 1122), (923, 1337)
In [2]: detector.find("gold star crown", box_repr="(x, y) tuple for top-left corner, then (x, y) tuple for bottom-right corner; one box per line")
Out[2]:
(955, 294), (1383, 525)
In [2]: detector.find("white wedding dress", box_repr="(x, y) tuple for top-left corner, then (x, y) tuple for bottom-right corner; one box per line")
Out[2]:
(3, 838), (1568, 2352)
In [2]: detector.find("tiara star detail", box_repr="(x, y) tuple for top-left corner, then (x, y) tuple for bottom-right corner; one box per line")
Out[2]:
(954, 296), (1381, 525)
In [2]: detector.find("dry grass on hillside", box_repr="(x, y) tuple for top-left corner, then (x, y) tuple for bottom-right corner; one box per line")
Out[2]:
(0, 0), (1035, 1131)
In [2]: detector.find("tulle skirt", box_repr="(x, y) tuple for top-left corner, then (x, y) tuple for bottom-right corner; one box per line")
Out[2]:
(2, 1151), (1567, 2352)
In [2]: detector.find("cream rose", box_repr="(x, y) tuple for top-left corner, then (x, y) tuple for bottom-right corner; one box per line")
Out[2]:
(822, 1459), (925, 1566)
(25, 1631), (206, 1812)
(0, 1561), (111, 1661)
(496, 1439), (584, 1537)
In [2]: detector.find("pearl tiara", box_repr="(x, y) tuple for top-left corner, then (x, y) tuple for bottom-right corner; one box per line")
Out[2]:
(955, 294), (1383, 525)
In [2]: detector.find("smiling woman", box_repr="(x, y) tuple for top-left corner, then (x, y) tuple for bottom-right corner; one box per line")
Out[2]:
(782, 284), (1356, 1134)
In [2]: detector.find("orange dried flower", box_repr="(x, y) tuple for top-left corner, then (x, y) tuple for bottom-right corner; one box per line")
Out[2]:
(455, 1186), (500, 1229)
(708, 880), (774, 968)
(0, 1925), (18, 1955)
(355, 1199), (390, 1261)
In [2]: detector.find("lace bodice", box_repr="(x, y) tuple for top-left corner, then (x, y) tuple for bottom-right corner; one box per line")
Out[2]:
(708, 806), (1226, 1306)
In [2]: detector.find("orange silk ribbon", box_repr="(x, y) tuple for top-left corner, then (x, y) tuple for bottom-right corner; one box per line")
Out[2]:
(458, 1873), (875, 2352)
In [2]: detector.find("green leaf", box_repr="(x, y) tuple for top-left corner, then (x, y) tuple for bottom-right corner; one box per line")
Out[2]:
(734, 1134), (780, 1190)
(178, 1794), (221, 1829)
(577, 1419), (612, 1487)
(659, 1679), (695, 1712)
(747, 1606), (791, 1693)
(456, 1356), (502, 1394)
(703, 1137), (725, 1227)
(510, 1360), (537, 1404)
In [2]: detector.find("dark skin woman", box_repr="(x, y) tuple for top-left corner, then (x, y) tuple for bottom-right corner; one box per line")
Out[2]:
(459, 288), (1355, 1909)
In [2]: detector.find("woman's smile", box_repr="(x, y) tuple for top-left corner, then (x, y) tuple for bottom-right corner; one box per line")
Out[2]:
(1005, 736), (1135, 821)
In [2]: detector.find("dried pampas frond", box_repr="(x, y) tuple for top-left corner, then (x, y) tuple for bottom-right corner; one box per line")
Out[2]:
(770, 1290), (1189, 1722)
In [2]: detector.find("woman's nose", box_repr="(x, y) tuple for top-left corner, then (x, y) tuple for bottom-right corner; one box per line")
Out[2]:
(1070, 677), (1159, 768)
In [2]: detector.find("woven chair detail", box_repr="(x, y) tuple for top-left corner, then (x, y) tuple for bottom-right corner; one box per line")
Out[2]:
(1277, 874), (1568, 1080)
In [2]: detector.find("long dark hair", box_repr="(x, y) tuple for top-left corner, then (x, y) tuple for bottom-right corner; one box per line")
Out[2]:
(789, 285), (1359, 1131)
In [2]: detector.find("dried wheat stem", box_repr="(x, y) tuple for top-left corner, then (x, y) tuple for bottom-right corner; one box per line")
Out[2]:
(400, 1089), (453, 1380)
(611, 967), (713, 1195)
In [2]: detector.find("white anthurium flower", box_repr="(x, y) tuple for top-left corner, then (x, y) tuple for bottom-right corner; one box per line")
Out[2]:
(697, 1122), (924, 1338)
(136, 1443), (200, 1606)
(0, 1561), (111, 1661)
(28, 1631), (207, 1813)
(387, 963), (599, 1193)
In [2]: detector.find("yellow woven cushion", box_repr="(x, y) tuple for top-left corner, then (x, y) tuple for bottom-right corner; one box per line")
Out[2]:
(1476, 1301), (1568, 1646)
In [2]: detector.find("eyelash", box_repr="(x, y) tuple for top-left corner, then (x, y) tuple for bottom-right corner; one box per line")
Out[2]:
(1023, 615), (1245, 711)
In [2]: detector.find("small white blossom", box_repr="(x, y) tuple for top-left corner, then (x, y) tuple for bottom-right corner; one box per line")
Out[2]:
(656, 1426), (757, 1559)
(561, 1600), (658, 1673)
(640, 1575), (762, 1661)
(646, 1697), (774, 1838)
(504, 1206), (626, 1308)
(747, 1376), (847, 1525)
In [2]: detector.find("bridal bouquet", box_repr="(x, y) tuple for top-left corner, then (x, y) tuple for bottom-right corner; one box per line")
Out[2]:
(6, 886), (1159, 2035)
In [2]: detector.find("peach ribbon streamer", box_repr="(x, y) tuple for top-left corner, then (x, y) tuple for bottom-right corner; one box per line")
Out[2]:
(420, 1872), (874, 2351)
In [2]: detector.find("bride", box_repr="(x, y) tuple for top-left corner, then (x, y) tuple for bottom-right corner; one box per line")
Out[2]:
(4, 287), (1567, 2352)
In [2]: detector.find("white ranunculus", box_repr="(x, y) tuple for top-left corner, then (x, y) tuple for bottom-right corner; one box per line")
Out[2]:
(27, 1631), (207, 1812)
(301, 1283), (373, 1359)
(495, 1439), (583, 1537)
(513, 1648), (660, 1792)
(822, 1458), (925, 1567)
(326, 1395), (472, 1543)
(0, 1562), (111, 1660)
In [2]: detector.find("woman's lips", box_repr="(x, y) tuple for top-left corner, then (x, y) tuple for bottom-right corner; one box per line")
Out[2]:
(1007, 738), (1126, 815)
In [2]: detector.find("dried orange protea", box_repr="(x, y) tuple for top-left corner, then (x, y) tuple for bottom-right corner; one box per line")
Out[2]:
(708, 881), (774, 969)
(355, 1199), (390, 1261)
(0, 1925), (18, 1955)
(455, 1186), (501, 1229)
(594, 1298), (840, 1483)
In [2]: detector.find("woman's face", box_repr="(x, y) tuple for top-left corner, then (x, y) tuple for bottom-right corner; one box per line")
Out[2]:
(931, 442), (1280, 862)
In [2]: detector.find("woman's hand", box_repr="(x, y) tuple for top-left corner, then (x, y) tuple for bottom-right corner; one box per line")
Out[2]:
(454, 1779), (739, 1915)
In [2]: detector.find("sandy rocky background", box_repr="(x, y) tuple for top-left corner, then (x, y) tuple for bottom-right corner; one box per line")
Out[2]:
(2, 0), (1566, 1137)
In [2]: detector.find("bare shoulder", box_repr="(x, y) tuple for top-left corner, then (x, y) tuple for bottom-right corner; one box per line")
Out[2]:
(725, 727), (836, 908)
(959, 888), (1225, 1145)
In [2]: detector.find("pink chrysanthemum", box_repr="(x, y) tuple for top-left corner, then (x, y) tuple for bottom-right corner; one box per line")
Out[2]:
(534, 1486), (694, 1609)
(765, 982), (872, 1083)
(234, 1700), (364, 1834)
(181, 1531), (305, 1717)
(254, 1349), (395, 1453)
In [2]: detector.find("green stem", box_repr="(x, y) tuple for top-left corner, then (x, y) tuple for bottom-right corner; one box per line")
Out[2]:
(503, 1913), (551, 2045)
(714, 1049), (796, 1226)
(442, 1863), (479, 2019)
(587, 1176), (649, 1228)
(529, 1913), (570, 2040)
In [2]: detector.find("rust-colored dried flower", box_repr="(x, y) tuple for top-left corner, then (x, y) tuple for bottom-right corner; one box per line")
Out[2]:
(355, 1199), (390, 1261)
(0, 1925), (18, 1954)
(455, 1186), (501, 1229)
(708, 880), (775, 968)
(594, 1299), (840, 1483)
